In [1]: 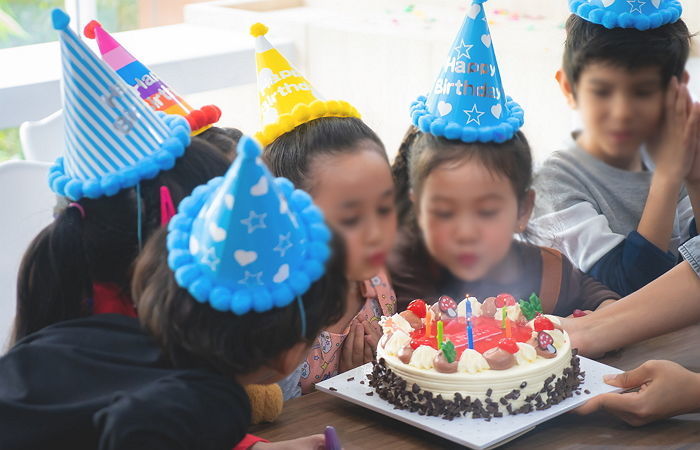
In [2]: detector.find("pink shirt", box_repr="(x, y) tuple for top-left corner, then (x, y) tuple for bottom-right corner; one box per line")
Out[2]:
(298, 271), (396, 394)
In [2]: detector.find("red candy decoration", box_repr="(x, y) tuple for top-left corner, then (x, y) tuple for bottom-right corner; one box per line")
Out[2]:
(533, 315), (555, 332)
(438, 295), (458, 319)
(495, 293), (516, 308)
(573, 309), (588, 318)
(406, 299), (427, 319)
(497, 338), (519, 354)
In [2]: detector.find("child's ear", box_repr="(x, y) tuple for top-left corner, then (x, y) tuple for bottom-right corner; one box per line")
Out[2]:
(556, 69), (577, 109)
(516, 189), (536, 232)
(681, 70), (690, 85)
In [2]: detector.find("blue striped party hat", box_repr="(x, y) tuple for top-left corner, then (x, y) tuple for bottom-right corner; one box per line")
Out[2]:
(48, 9), (191, 201)
(570, 0), (682, 30)
(167, 136), (331, 314)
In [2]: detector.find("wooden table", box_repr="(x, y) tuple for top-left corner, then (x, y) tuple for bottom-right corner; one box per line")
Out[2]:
(251, 324), (700, 449)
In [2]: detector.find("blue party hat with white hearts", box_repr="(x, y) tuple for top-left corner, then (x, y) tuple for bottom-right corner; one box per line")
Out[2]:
(410, 0), (524, 143)
(48, 9), (190, 201)
(569, 0), (682, 30)
(166, 135), (331, 314)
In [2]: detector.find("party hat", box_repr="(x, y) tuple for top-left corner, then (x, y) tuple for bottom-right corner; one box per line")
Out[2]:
(250, 23), (361, 146)
(569, 0), (682, 30)
(410, 0), (524, 143)
(49, 9), (191, 201)
(83, 20), (221, 136)
(167, 135), (331, 314)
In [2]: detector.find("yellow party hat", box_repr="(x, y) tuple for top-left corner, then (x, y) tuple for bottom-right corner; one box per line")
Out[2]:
(250, 23), (360, 146)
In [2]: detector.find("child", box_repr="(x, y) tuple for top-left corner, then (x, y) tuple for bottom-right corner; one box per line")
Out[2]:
(0, 135), (347, 449)
(251, 24), (398, 394)
(389, 1), (619, 316)
(531, 1), (700, 296)
(13, 10), (233, 343)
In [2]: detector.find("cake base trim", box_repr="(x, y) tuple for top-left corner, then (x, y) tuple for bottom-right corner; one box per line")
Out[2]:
(367, 350), (584, 421)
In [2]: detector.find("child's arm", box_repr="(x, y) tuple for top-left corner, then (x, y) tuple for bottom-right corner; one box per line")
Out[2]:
(532, 200), (675, 296)
(562, 251), (700, 358)
(684, 102), (700, 237)
(639, 79), (698, 250)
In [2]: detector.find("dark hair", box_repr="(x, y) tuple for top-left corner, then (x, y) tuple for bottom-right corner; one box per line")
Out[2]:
(389, 126), (532, 308)
(13, 137), (231, 343)
(132, 228), (347, 376)
(198, 126), (243, 160)
(263, 117), (387, 192)
(563, 14), (691, 90)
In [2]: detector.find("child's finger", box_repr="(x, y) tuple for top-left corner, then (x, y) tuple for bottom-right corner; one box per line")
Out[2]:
(340, 323), (357, 370)
(361, 319), (381, 339)
(666, 76), (678, 114)
(603, 365), (652, 389)
(352, 323), (365, 366)
(363, 336), (374, 362)
(676, 83), (689, 119)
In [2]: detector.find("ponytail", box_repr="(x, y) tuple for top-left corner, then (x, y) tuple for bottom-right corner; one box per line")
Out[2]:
(14, 205), (91, 343)
(12, 137), (231, 345)
(392, 126), (420, 227)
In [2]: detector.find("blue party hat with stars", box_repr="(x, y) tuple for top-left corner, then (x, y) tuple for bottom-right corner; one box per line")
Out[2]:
(570, 0), (682, 30)
(166, 135), (331, 315)
(48, 9), (191, 201)
(410, 0), (524, 143)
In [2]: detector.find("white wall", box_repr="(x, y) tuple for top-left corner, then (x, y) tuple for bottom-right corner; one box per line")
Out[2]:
(186, 0), (700, 163)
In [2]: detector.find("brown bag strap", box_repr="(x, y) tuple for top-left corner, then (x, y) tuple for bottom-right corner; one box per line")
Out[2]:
(538, 247), (563, 314)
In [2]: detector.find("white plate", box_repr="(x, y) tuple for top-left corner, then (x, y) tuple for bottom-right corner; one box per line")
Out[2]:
(316, 357), (623, 449)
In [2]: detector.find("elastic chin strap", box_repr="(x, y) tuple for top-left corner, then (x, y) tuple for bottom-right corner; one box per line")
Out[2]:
(296, 295), (307, 339)
(136, 182), (143, 250)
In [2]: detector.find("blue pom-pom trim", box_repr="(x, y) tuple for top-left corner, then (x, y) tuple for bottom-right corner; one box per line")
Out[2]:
(48, 114), (191, 200)
(166, 174), (331, 316)
(569, 0), (682, 30)
(410, 95), (524, 144)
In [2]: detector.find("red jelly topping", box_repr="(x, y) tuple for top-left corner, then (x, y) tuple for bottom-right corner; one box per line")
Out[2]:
(495, 293), (516, 308)
(409, 316), (531, 357)
(407, 299), (427, 319)
(533, 315), (555, 332)
(497, 338), (519, 354)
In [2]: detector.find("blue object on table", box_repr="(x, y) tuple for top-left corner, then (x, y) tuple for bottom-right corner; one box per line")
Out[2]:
(324, 425), (342, 450)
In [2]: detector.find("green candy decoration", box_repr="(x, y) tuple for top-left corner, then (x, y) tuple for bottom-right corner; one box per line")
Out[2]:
(440, 340), (457, 364)
(518, 293), (544, 321)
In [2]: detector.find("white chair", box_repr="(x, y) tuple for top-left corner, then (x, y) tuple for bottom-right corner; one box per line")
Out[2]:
(0, 160), (55, 351)
(19, 110), (65, 163)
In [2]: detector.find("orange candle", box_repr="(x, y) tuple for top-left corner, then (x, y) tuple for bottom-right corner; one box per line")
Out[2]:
(425, 310), (434, 337)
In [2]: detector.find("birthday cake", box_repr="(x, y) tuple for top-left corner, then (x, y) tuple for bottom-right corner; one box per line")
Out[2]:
(370, 294), (583, 420)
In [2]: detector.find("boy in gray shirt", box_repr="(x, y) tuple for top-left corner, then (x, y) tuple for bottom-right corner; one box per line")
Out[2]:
(531, 4), (700, 296)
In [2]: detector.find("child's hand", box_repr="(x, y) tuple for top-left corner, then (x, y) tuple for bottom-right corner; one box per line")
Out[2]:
(338, 321), (366, 373)
(360, 319), (382, 361)
(651, 78), (697, 181)
(684, 102), (700, 186)
(251, 434), (326, 449)
(574, 360), (700, 426)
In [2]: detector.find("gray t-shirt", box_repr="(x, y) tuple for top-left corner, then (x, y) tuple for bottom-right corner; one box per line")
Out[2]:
(531, 138), (694, 272)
